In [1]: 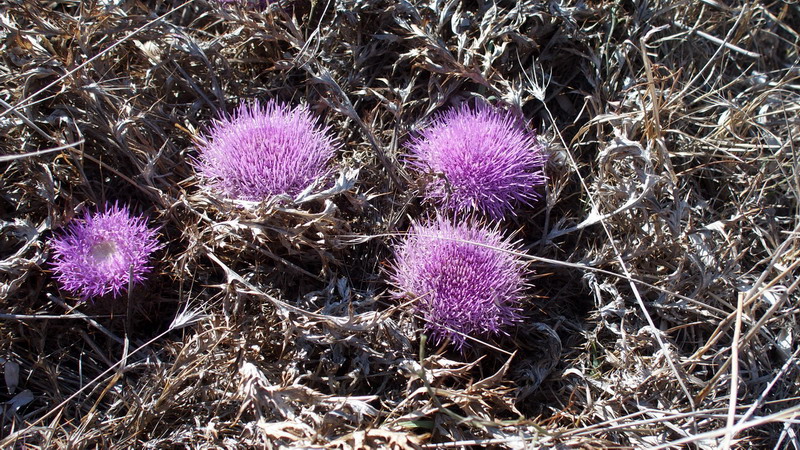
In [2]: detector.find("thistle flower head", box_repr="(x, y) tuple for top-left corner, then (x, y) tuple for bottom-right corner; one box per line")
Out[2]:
(407, 102), (547, 220)
(49, 204), (162, 301)
(195, 100), (336, 202)
(390, 217), (526, 348)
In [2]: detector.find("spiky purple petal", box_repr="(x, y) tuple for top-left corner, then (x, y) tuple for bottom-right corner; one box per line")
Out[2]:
(390, 217), (526, 348)
(407, 103), (547, 220)
(49, 204), (162, 301)
(195, 100), (336, 202)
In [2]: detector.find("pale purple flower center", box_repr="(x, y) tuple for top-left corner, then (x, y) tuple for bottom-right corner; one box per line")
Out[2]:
(90, 241), (118, 264)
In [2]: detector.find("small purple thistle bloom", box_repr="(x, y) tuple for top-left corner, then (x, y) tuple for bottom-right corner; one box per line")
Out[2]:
(49, 204), (162, 301)
(390, 217), (526, 349)
(195, 100), (336, 202)
(407, 102), (547, 220)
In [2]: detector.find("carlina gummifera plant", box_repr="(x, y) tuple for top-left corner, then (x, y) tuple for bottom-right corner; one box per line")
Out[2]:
(194, 99), (337, 202)
(406, 102), (547, 221)
(49, 203), (163, 301)
(390, 217), (527, 349)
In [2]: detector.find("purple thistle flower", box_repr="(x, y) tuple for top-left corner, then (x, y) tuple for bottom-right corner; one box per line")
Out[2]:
(390, 217), (526, 349)
(49, 204), (162, 301)
(406, 103), (547, 220)
(194, 100), (336, 202)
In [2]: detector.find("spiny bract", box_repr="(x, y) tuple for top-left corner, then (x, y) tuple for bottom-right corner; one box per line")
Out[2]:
(390, 217), (527, 348)
(407, 102), (547, 220)
(195, 100), (336, 202)
(49, 204), (162, 301)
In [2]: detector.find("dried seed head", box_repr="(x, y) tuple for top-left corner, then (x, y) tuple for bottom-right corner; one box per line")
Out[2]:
(49, 204), (162, 301)
(390, 217), (526, 349)
(407, 103), (547, 220)
(194, 100), (336, 202)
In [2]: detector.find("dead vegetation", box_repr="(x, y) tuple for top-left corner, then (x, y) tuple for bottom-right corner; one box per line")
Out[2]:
(0, 0), (799, 447)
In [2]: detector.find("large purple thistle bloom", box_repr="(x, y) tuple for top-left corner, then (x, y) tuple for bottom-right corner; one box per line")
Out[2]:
(390, 217), (526, 348)
(407, 103), (547, 220)
(195, 100), (336, 202)
(49, 204), (162, 301)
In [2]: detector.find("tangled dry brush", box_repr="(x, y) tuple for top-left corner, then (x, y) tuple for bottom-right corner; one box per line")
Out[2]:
(1, 0), (799, 448)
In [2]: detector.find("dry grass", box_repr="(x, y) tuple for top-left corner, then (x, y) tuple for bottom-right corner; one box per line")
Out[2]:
(1, 0), (799, 447)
